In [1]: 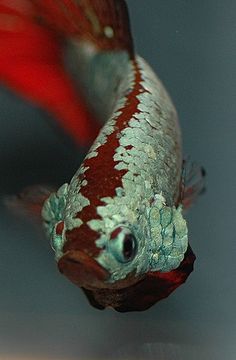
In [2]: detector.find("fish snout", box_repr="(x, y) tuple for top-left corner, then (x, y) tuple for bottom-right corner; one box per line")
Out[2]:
(57, 250), (109, 289)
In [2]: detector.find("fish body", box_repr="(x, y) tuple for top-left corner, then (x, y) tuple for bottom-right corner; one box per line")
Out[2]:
(42, 54), (195, 311)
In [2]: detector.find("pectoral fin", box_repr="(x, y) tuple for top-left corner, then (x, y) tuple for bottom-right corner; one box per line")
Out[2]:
(178, 158), (206, 209)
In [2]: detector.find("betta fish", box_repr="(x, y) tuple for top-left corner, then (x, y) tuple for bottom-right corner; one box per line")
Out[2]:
(2, 0), (205, 312)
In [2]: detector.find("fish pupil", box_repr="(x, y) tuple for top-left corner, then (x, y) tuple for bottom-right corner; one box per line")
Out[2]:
(123, 234), (136, 260)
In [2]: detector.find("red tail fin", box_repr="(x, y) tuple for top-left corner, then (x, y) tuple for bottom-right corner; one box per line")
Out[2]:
(0, 1), (100, 146)
(32, 0), (134, 54)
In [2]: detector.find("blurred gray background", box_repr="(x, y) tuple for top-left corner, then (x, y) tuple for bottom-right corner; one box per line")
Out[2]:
(0, 1), (235, 359)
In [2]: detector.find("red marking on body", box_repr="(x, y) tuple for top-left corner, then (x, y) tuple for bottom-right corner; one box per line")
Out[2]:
(56, 221), (65, 235)
(64, 60), (146, 256)
(110, 227), (122, 240)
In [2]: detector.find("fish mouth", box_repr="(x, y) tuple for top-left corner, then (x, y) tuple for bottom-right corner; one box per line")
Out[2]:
(58, 250), (110, 289)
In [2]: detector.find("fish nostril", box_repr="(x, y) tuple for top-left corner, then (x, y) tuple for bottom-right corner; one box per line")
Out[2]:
(55, 221), (64, 235)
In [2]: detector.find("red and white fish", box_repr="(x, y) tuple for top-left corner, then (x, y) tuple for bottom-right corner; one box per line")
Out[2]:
(2, 0), (205, 312)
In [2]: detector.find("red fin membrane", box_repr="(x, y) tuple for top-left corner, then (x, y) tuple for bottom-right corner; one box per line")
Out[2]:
(0, 1), (134, 146)
(179, 158), (206, 209)
(0, 2), (100, 146)
(32, 0), (134, 55)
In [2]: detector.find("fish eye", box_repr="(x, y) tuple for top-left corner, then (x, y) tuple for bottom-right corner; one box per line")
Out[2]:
(109, 227), (137, 263)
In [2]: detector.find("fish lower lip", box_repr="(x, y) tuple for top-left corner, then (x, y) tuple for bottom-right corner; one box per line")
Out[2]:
(58, 250), (109, 289)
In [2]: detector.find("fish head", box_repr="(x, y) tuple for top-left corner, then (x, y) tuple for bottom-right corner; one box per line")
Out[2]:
(82, 193), (189, 288)
(42, 182), (141, 290)
(42, 184), (188, 291)
(57, 224), (142, 291)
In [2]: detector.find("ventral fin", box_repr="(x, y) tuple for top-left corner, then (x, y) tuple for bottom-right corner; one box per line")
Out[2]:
(4, 185), (54, 219)
(178, 158), (206, 209)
